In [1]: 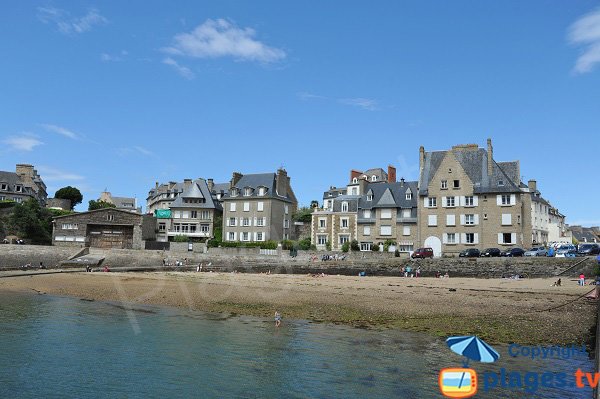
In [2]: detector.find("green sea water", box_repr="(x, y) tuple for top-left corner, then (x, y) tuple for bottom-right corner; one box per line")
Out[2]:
(0, 292), (593, 398)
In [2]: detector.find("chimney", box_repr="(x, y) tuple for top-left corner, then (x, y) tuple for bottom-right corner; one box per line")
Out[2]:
(155, 182), (159, 189)
(230, 172), (243, 188)
(387, 165), (396, 183)
(419, 146), (425, 173)
(350, 169), (362, 183)
(400, 177), (405, 187)
(183, 179), (192, 188)
(168, 181), (176, 190)
(528, 179), (537, 193)
(276, 168), (288, 197)
(16, 164), (34, 179)
(207, 178), (214, 191)
(487, 138), (493, 177)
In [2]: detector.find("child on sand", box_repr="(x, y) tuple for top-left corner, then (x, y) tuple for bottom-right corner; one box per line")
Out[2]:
(274, 311), (282, 327)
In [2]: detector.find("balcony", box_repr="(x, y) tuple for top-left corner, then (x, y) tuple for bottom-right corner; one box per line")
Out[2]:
(396, 217), (417, 223)
(357, 218), (376, 224)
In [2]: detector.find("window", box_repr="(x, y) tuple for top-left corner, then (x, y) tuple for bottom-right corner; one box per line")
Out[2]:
(242, 232), (249, 241)
(61, 223), (78, 230)
(360, 242), (372, 251)
(244, 188), (252, 196)
(200, 210), (210, 220)
(501, 195), (511, 205)
(371, 175), (377, 182)
(380, 226), (392, 236)
(428, 197), (437, 208)
(230, 203), (236, 212)
(158, 223), (166, 232)
(106, 214), (115, 221)
(403, 226), (410, 236)
(318, 235), (327, 245)
(319, 218), (326, 228)
(257, 218), (266, 227)
(257, 202), (264, 212)
(229, 217), (237, 226)
(446, 197), (456, 207)
(200, 224), (209, 233)
(502, 233), (513, 244)
(363, 210), (371, 218)
(285, 205), (289, 215)
(402, 209), (411, 218)
(363, 226), (371, 235)
(191, 211), (197, 219)
(228, 232), (235, 241)
(441, 180), (448, 189)
(453, 180), (460, 189)
(484, 214), (488, 220)
(0, 183), (7, 190)
(428, 215), (437, 226)
(465, 214), (475, 225)
(340, 218), (349, 228)
(242, 218), (250, 227)
(230, 189), (238, 197)
(446, 215), (455, 226)
(367, 194), (373, 201)
(341, 202), (348, 212)
(380, 209), (392, 219)
(258, 187), (266, 196)
(465, 233), (475, 244)
(182, 211), (190, 219)
(353, 177), (358, 184)
(465, 196), (474, 207)
(284, 220), (290, 228)
(502, 214), (512, 225)
(55, 235), (66, 242)
(498, 180), (505, 186)
(405, 191), (412, 200)
(15, 186), (22, 192)
(243, 202), (250, 212)
(339, 235), (350, 245)
(351, 187), (358, 195)
(256, 232), (264, 241)
(447, 233), (456, 244)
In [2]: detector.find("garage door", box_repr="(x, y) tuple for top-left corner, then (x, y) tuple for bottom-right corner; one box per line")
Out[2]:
(88, 225), (134, 249)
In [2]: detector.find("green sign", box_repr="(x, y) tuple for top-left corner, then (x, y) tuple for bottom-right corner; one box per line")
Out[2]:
(155, 209), (172, 219)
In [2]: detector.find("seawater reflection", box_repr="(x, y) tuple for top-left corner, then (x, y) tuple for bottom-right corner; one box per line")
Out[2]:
(0, 292), (593, 398)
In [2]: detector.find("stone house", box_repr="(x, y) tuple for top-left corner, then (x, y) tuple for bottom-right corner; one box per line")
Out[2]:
(0, 164), (47, 205)
(52, 208), (155, 249)
(418, 139), (533, 257)
(99, 191), (140, 213)
(221, 169), (298, 243)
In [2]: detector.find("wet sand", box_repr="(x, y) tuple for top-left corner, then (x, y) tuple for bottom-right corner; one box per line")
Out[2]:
(0, 271), (596, 345)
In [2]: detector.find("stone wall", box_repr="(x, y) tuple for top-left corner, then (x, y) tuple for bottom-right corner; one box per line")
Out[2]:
(0, 244), (81, 269)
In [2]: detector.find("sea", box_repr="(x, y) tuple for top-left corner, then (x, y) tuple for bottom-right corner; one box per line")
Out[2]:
(0, 291), (593, 398)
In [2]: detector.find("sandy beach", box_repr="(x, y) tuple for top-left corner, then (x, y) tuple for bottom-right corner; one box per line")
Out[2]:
(0, 271), (596, 345)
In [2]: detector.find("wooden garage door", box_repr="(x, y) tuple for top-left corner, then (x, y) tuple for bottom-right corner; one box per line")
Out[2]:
(88, 226), (133, 249)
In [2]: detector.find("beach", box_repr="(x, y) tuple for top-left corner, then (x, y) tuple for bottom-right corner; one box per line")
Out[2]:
(0, 271), (596, 345)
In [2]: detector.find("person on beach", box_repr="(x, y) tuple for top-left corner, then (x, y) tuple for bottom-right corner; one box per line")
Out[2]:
(39, 262), (45, 270)
(275, 311), (282, 327)
(579, 273), (585, 286)
(552, 278), (561, 287)
(416, 267), (421, 278)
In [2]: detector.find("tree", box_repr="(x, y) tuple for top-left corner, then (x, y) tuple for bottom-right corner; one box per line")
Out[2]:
(88, 200), (116, 211)
(292, 207), (313, 223)
(8, 198), (51, 244)
(55, 186), (83, 210)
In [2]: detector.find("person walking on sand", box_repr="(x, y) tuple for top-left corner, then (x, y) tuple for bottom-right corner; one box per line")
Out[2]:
(275, 311), (282, 327)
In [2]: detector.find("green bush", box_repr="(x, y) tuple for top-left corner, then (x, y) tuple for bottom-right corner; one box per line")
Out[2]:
(326, 241), (331, 251)
(173, 235), (189, 242)
(341, 242), (350, 252)
(292, 207), (313, 223)
(383, 239), (396, 252)
(281, 239), (294, 250)
(207, 238), (221, 248)
(0, 200), (16, 209)
(394, 249), (400, 257)
(220, 241), (278, 250)
(372, 243), (380, 252)
(350, 239), (359, 251)
(298, 237), (312, 250)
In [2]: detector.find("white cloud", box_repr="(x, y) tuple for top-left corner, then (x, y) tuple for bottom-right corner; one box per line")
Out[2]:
(133, 146), (153, 156)
(568, 8), (600, 74)
(3, 133), (43, 151)
(37, 7), (107, 35)
(162, 57), (195, 79)
(39, 123), (79, 139)
(100, 50), (128, 62)
(37, 166), (84, 182)
(338, 98), (378, 111)
(163, 18), (286, 63)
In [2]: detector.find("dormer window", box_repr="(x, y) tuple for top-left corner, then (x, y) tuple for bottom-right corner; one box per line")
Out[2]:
(441, 180), (448, 189)
(258, 187), (267, 196)
(352, 177), (358, 184)
(371, 175), (377, 182)
(216, 194), (221, 200)
(0, 183), (7, 191)
(405, 189), (412, 200)
(367, 194), (373, 201)
(341, 201), (348, 212)
(244, 188), (252, 197)
(498, 180), (505, 186)
(15, 185), (22, 192)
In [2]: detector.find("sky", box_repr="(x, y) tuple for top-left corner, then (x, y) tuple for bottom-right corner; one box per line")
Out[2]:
(1, 1), (599, 225)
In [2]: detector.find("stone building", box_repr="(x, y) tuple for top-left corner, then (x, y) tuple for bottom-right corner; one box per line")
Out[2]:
(52, 208), (155, 249)
(312, 166), (418, 252)
(418, 139), (533, 257)
(548, 206), (570, 244)
(0, 164), (47, 205)
(221, 169), (298, 243)
(99, 191), (140, 213)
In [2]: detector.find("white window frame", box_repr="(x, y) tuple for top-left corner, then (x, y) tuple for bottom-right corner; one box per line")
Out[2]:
(257, 202), (264, 211)
(380, 226), (392, 236)
(340, 217), (349, 229)
(243, 202), (250, 212)
(363, 226), (371, 236)
(318, 218), (326, 228)
(428, 215), (437, 226)
(403, 226), (410, 236)
(230, 203), (236, 212)
(363, 209), (371, 218)
(380, 209), (392, 219)
(446, 215), (455, 226)
(341, 202), (349, 212)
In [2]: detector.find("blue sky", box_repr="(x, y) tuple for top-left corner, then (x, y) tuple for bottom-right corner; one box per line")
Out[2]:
(1, 1), (599, 225)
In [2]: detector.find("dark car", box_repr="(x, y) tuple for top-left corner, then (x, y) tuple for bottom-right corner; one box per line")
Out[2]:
(411, 247), (434, 259)
(459, 248), (481, 258)
(481, 248), (501, 257)
(577, 243), (600, 256)
(501, 248), (526, 257)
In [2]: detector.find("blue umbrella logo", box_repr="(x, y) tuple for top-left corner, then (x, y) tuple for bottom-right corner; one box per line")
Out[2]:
(446, 335), (500, 366)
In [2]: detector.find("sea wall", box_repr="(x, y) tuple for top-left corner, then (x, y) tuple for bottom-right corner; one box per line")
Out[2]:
(1, 245), (597, 278)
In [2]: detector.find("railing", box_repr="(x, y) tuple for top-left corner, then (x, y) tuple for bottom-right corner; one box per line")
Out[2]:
(357, 218), (376, 223)
(259, 249), (278, 256)
(396, 217), (418, 223)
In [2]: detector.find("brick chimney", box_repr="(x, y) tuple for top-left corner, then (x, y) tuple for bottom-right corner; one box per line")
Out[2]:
(183, 179), (192, 189)
(230, 172), (243, 188)
(207, 178), (214, 192)
(350, 169), (362, 182)
(276, 168), (288, 197)
(487, 138), (494, 177)
(528, 179), (537, 193)
(168, 181), (176, 190)
(387, 165), (396, 183)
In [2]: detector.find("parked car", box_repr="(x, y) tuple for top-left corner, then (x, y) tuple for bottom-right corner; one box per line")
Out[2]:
(556, 244), (577, 257)
(524, 247), (548, 257)
(577, 243), (600, 256)
(459, 248), (481, 258)
(501, 248), (526, 257)
(411, 247), (434, 259)
(481, 248), (502, 257)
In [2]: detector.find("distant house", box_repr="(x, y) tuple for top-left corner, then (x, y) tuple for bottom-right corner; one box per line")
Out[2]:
(0, 164), (47, 205)
(99, 191), (140, 213)
(52, 208), (155, 249)
(568, 226), (599, 244)
(221, 169), (298, 243)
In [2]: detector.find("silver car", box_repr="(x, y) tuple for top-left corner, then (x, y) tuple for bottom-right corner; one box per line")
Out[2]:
(524, 247), (547, 257)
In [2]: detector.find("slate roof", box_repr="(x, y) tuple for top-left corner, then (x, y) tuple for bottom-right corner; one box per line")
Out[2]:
(358, 181), (419, 209)
(0, 171), (32, 195)
(110, 196), (136, 209)
(569, 226), (599, 243)
(419, 148), (522, 196)
(211, 183), (230, 195)
(323, 186), (346, 200)
(222, 173), (295, 203)
(170, 179), (222, 210)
